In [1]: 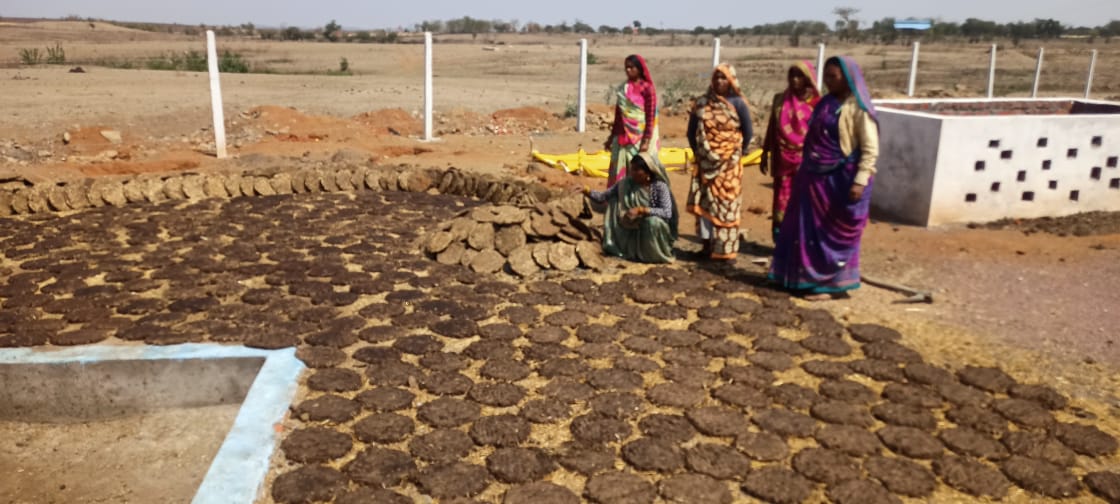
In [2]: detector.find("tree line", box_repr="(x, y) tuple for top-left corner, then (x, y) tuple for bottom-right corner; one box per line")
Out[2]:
(106, 13), (1120, 47)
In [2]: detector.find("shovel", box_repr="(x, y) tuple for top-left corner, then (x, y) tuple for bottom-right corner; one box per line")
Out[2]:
(860, 274), (934, 304)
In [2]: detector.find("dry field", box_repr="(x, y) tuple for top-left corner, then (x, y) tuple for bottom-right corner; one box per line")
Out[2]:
(2, 20), (1120, 504)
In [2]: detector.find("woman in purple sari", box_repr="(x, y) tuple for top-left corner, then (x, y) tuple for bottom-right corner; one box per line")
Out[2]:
(768, 56), (880, 300)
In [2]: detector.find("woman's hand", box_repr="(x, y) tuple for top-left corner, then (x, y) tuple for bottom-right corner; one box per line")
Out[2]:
(571, 185), (590, 196)
(639, 138), (651, 152)
(603, 136), (613, 151)
(759, 152), (769, 176)
(849, 183), (866, 202)
(625, 207), (645, 220)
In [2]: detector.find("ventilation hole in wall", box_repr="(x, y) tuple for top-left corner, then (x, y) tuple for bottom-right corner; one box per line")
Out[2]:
(1022, 191), (1035, 201)
(1091, 167), (1102, 180)
(1069, 190), (1080, 201)
(964, 193), (977, 202)
(1017, 171), (1027, 182)
(1091, 136), (1103, 147)
(974, 160), (986, 171)
(1109, 156), (1118, 168)
(1037, 137), (1048, 147)
(1049, 180), (1058, 190)
(1000, 150), (1013, 160)
(1067, 148), (1078, 158)
(1042, 160), (1052, 170)
(988, 140), (1000, 148)
(1111, 178), (1120, 189)
(990, 182), (1001, 192)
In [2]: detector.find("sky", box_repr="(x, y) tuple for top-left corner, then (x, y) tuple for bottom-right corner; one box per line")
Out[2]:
(5, 0), (1119, 30)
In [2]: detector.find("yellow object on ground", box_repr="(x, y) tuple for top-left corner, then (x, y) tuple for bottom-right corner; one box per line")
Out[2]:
(532, 147), (762, 178)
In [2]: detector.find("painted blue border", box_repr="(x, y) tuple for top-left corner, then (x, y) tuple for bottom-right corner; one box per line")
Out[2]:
(0, 343), (305, 504)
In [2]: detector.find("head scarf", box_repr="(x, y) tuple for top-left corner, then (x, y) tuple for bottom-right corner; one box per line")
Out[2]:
(777, 60), (821, 166)
(709, 63), (743, 100)
(626, 54), (654, 84)
(632, 151), (679, 240)
(827, 56), (877, 121)
(790, 60), (819, 93)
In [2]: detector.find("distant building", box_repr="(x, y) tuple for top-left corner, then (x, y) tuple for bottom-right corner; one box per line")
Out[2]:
(894, 19), (933, 31)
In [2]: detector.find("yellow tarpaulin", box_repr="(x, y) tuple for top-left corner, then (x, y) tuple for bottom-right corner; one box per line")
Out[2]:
(532, 147), (763, 179)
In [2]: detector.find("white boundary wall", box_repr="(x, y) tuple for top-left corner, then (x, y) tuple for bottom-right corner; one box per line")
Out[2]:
(873, 98), (1120, 226)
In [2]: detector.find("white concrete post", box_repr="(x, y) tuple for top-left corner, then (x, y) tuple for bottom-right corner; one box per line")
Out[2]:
(816, 43), (826, 92)
(1085, 49), (1098, 99)
(423, 32), (433, 141)
(577, 38), (588, 133)
(987, 44), (997, 99)
(1031, 47), (1044, 98)
(712, 37), (721, 68)
(907, 41), (920, 97)
(205, 30), (227, 159)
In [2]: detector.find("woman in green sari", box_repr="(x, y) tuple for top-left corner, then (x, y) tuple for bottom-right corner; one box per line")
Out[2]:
(581, 152), (679, 263)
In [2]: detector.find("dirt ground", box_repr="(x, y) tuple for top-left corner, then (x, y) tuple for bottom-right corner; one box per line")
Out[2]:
(2, 20), (1120, 504)
(0, 404), (240, 503)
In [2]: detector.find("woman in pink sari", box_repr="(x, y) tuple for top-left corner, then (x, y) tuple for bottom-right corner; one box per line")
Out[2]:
(761, 61), (820, 240)
(603, 54), (660, 186)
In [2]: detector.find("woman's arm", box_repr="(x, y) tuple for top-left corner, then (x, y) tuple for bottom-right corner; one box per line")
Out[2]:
(686, 112), (699, 154)
(640, 82), (657, 146)
(587, 182), (620, 203)
(731, 97), (753, 152)
(853, 109), (879, 186)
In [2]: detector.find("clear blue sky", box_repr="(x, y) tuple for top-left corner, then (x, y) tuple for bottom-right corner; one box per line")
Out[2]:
(5, 0), (1118, 30)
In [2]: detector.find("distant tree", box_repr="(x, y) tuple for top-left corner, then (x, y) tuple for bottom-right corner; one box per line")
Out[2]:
(572, 20), (594, 33)
(323, 20), (341, 42)
(1034, 18), (1063, 39)
(522, 22), (542, 33)
(281, 26), (304, 41)
(632, 20), (642, 29)
(961, 18), (1000, 42)
(598, 25), (620, 34)
(693, 26), (708, 35)
(1100, 20), (1120, 41)
(833, 7), (860, 40)
(871, 17), (898, 44)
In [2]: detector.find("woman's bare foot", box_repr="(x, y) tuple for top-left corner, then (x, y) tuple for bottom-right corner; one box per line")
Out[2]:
(803, 293), (833, 301)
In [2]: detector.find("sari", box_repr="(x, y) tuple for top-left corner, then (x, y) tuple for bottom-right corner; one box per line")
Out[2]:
(607, 55), (660, 186)
(592, 152), (679, 263)
(769, 56), (878, 294)
(687, 64), (747, 260)
(763, 61), (820, 238)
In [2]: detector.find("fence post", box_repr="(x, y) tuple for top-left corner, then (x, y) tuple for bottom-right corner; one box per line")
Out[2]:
(987, 44), (997, 99)
(1031, 47), (1044, 98)
(423, 32), (433, 141)
(907, 41), (920, 97)
(1085, 49), (1098, 99)
(577, 39), (588, 133)
(205, 31), (227, 159)
(712, 37), (720, 68)
(816, 43), (825, 93)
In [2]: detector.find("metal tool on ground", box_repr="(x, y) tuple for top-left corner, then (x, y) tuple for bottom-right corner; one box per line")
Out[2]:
(861, 274), (934, 303)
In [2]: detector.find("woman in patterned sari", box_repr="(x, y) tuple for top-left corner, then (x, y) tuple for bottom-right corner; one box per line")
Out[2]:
(769, 56), (880, 300)
(686, 63), (754, 261)
(603, 54), (660, 186)
(761, 61), (820, 240)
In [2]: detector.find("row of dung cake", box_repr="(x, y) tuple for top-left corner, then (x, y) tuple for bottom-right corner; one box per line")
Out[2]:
(0, 165), (549, 217)
(424, 195), (608, 277)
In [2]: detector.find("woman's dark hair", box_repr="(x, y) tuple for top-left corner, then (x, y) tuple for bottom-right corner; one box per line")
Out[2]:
(825, 56), (842, 69)
(631, 155), (654, 176)
(625, 55), (643, 77)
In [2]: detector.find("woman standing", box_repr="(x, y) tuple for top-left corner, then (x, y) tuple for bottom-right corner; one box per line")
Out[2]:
(686, 63), (754, 261)
(761, 61), (820, 240)
(769, 56), (880, 300)
(582, 152), (678, 263)
(603, 55), (660, 186)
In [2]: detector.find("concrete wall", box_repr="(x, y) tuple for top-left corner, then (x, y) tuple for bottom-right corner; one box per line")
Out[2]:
(874, 98), (1120, 226)
(871, 109), (942, 225)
